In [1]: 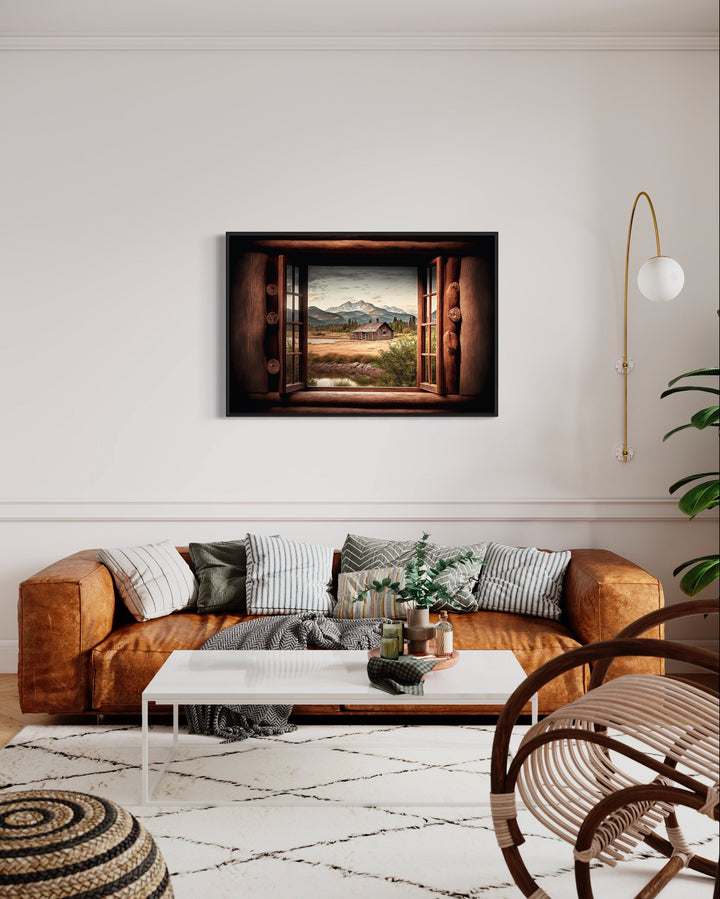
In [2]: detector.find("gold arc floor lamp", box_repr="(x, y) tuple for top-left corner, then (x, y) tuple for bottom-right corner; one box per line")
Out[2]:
(616, 191), (685, 462)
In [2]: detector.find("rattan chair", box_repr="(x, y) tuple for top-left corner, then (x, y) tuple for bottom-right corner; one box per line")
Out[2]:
(491, 597), (719, 899)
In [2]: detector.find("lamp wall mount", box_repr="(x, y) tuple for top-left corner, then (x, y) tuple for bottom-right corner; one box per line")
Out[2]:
(616, 191), (684, 463)
(615, 358), (634, 375)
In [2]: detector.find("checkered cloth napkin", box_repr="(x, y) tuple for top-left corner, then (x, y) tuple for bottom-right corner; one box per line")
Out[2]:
(367, 655), (441, 695)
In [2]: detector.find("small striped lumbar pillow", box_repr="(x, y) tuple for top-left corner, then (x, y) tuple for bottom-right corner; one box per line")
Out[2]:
(244, 533), (334, 615)
(333, 566), (413, 619)
(97, 540), (198, 621)
(474, 543), (571, 621)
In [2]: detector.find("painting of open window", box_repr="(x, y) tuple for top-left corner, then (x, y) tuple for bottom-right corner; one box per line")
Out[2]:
(226, 233), (497, 415)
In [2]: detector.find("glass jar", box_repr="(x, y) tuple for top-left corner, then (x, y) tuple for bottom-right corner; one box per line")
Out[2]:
(435, 610), (453, 657)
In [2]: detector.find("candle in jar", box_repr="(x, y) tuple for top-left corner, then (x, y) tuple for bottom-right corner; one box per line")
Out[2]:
(380, 636), (400, 660)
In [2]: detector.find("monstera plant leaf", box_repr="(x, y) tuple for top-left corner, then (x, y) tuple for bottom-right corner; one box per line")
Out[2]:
(669, 473), (720, 519)
(665, 366), (719, 388)
(673, 556), (720, 598)
(662, 354), (719, 597)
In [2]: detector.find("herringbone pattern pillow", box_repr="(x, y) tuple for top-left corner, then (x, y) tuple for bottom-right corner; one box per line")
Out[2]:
(340, 534), (418, 573)
(425, 541), (486, 611)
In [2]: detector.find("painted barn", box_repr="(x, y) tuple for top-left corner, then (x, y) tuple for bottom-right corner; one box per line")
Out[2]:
(351, 319), (394, 341)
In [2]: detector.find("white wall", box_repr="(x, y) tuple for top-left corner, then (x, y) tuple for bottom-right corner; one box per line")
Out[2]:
(0, 47), (717, 669)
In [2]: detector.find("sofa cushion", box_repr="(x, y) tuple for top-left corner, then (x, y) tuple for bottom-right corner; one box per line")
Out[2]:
(337, 611), (586, 715)
(451, 610), (585, 710)
(97, 541), (197, 622)
(475, 543), (570, 621)
(91, 611), (253, 711)
(189, 540), (247, 614)
(90, 607), (585, 715)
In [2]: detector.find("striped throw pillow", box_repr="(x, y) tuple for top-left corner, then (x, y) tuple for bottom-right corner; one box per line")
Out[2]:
(474, 543), (570, 621)
(333, 566), (413, 619)
(244, 534), (334, 615)
(98, 540), (198, 622)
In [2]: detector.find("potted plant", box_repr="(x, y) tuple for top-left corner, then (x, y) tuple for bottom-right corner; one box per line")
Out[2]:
(355, 532), (480, 652)
(661, 339), (719, 596)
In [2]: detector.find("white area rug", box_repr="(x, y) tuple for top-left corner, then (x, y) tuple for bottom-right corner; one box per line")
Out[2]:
(1, 723), (717, 898)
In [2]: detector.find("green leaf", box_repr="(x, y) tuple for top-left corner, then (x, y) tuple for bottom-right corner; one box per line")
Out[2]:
(673, 554), (719, 576)
(660, 385), (719, 399)
(667, 367), (719, 387)
(668, 472), (720, 494)
(677, 557), (720, 597)
(662, 423), (694, 441)
(691, 406), (720, 429)
(677, 480), (720, 518)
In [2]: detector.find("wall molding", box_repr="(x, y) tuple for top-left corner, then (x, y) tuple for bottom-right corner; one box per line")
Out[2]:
(0, 499), (711, 524)
(0, 32), (717, 52)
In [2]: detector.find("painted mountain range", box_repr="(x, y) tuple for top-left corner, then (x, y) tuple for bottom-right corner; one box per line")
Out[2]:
(308, 300), (415, 328)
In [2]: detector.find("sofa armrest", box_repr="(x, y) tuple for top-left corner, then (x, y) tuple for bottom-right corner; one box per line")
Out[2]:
(18, 550), (116, 713)
(563, 548), (664, 678)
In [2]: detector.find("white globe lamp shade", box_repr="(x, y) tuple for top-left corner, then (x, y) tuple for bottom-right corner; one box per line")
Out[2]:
(637, 255), (684, 302)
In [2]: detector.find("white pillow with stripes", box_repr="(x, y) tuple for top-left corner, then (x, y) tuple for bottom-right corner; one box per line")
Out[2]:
(244, 534), (334, 615)
(333, 566), (413, 619)
(474, 543), (570, 621)
(97, 540), (198, 622)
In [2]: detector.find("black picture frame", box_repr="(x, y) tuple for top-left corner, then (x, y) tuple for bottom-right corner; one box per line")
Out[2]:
(226, 232), (498, 416)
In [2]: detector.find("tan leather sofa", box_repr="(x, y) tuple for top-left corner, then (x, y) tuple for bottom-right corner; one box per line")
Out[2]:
(17, 547), (664, 718)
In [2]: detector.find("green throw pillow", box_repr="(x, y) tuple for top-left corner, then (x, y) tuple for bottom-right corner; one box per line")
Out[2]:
(424, 541), (487, 612)
(189, 540), (247, 614)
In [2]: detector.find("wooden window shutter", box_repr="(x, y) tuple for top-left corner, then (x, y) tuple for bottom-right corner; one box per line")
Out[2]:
(278, 255), (307, 394)
(418, 257), (444, 394)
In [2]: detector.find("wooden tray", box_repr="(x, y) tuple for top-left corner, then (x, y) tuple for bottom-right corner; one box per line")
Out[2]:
(368, 647), (460, 671)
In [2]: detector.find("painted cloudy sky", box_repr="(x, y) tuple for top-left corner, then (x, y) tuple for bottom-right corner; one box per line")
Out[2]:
(308, 266), (417, 313)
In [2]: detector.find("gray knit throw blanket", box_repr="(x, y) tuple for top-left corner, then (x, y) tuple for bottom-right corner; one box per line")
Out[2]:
(185, 613), (384, 742)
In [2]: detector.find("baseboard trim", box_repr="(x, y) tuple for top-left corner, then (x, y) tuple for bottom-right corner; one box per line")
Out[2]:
(0, 499), (703, 524)
(0, 32), (717, 52)
(0, 641), (18, 675)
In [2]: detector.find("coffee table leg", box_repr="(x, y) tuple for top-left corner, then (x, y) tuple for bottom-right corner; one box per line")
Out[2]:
(142, 698), (149, 805)
(173, 704), (179, 748)
(531, 693), (538, 725)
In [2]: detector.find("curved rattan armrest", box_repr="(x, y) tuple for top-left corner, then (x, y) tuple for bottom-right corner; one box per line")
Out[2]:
(589, 597), (719, 689)
(490, 638), (720, 792)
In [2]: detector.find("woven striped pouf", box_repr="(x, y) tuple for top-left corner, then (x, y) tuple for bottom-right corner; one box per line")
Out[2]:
(0, 790), (173, 897)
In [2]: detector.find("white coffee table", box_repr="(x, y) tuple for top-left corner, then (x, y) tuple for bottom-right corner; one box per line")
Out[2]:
(141, 649), (536, 805)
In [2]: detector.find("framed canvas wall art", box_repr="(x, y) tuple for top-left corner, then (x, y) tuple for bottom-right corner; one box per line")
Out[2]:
(226, 232), (497, 416)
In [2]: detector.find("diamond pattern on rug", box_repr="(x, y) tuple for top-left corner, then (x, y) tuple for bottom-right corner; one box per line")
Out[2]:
(1, 723), (717, 898)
